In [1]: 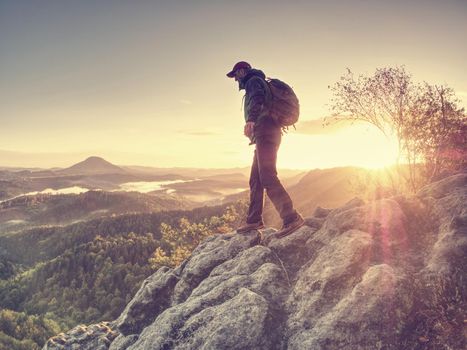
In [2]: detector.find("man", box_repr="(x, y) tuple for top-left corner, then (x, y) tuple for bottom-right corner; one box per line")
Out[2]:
(226, 61), (304, 238)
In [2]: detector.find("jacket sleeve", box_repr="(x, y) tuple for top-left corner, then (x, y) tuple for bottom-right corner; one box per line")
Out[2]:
(245, 77), (268, 123)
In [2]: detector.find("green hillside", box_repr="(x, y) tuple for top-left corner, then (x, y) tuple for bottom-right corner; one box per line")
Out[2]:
(0, 201), (246, 349)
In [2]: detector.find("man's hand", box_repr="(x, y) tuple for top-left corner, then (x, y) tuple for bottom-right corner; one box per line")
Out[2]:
(244, 121), (255, 139)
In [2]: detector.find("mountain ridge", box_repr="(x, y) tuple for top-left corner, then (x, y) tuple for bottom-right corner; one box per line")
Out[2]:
(59, 156), (127, 175)
(42, 173), (466, 350)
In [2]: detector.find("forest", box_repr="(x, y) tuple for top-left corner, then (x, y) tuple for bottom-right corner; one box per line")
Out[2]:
(0, 200), (246, 350)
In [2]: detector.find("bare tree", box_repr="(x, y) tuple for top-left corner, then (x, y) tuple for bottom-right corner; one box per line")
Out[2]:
(327, 66), (413, 162)
(408, 84), (466, 183)
(327, 66), (466, 193)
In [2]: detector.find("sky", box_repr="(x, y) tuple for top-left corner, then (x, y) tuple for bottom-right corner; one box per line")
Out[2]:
(1, 0), (466, 169)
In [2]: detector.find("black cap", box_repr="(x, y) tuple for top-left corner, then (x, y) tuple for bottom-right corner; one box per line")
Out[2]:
(226, 61), (251, 78)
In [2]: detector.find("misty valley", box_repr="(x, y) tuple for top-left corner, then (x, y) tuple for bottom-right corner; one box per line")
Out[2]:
(0, 156), (366, 349)
(4, 156), (454, 350)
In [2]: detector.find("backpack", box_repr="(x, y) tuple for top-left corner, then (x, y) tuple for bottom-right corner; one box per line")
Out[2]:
(266, 78), (300, 129)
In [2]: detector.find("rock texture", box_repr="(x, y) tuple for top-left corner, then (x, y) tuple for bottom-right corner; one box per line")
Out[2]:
(44, 322), (118, 350)
(43, 174), (466, 350)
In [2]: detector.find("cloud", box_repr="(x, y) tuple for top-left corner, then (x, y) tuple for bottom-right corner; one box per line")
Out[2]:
(294, 118), (362, 135)
(179, 99), (193, 105)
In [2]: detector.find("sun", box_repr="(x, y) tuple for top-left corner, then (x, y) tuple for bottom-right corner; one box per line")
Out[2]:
(275, 123), (400, 170)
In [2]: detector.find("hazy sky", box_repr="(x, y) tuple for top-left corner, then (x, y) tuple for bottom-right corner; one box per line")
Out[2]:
(1, 0), (466, 169)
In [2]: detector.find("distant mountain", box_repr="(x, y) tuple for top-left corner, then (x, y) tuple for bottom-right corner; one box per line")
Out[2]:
(59, 156), (127, 175)
(219, 167), (360, 216)
(260, 165), (420, 228)
(121, 165), (305, 179)
(261, 166), (367, 227)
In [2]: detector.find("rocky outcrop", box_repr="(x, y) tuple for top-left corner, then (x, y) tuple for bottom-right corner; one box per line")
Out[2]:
(44, 322), (118, 350)
(43, 174), (466, 350)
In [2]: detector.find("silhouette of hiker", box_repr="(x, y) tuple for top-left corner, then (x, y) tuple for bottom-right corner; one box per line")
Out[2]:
(227, 61), (304, 238)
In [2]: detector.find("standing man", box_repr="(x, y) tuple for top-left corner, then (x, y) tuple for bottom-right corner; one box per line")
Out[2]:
(226, 61), (304, 238)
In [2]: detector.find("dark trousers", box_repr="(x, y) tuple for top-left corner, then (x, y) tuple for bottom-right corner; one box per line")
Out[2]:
(246, 135), (298, 225)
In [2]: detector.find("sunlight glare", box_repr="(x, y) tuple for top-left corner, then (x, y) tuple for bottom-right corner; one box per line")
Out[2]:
(277, 123), (400, 170)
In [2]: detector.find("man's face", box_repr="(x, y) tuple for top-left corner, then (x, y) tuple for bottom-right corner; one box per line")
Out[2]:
(234, 68), (247, 82)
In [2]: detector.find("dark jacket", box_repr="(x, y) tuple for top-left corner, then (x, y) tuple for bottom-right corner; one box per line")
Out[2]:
(239, 69), (281, 143)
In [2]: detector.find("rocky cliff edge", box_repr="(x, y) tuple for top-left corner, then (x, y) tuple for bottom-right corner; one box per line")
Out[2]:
(43, 174), (466, 350)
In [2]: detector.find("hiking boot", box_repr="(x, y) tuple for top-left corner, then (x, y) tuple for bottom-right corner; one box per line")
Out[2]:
(275, 214), (305, 238)
(236, 221), (265, 233)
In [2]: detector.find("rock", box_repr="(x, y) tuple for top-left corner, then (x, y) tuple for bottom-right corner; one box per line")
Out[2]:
(190, 245), (278, 297)
(109, 334), (139, 350)
(159, 288), (273, 350)
(264, 224), (320, 279)
(304, 215), (325, 229)
(43, 174), (467, 350)
(286, 229), (374, 341)
(171, 230), (261, 304)
(115, 266), (179, 335)
(418, 174), (467, 277)
(43, 322), (118, 350)
(417, 173), (467, 199)
(336, 196), (366, 212)
(313, 198), (408, 259)
(129, 245), (288, 349)
(108, 334), (138, 350)
(313, 206), (332, 218)
(290, 264), (410, 350)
